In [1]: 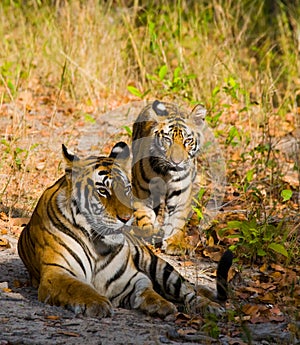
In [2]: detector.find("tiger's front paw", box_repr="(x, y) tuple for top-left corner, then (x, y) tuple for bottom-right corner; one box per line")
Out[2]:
(136, 289), (177, 318)
(70, 297), (113, 318)
(38, 283), (113, 318)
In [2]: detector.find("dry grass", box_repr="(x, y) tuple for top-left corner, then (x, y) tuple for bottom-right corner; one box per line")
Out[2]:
(0, 0), (299, 260)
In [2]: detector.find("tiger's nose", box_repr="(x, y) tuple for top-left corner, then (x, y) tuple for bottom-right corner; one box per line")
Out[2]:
(169, 143), (186, 165)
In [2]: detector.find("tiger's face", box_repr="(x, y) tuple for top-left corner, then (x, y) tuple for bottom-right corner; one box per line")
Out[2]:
(152, 120), (200, 169)
(61, 142), (133, 236)
(149, 101), (207, 171)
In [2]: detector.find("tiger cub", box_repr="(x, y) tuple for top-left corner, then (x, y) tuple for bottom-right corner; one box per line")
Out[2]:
(132, 100), (207, 254)
(18, 142), (232, 318)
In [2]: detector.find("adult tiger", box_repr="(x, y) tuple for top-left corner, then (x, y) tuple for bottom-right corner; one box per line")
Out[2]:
(18, 142), (232, 318)
(132, 100), (207, 255)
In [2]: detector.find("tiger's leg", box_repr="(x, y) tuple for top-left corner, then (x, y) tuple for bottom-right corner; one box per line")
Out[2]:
(133, 177), (166, 241)
(38, 266), (113, 317)
(128, 236), (226, 316)
(132, 199), (157, 238)
(161, 182), (194, 255)
(128, 272), (177, 317)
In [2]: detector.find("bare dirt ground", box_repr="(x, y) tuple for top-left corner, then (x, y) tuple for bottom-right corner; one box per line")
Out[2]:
(0, 100), (299, 344)
(1, 228), (297, 345)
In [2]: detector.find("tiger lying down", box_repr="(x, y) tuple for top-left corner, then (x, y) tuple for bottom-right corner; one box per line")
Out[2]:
(18, 142), (232, 318)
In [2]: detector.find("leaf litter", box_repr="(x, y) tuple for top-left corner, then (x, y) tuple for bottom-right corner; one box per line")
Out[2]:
(0, 92), (299, 344)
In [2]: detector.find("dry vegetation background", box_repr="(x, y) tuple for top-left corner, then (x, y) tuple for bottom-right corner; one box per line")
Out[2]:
(0, 0), (300, 344)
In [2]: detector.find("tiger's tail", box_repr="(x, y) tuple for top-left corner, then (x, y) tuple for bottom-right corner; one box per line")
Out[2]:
(216, 249), (233, 301)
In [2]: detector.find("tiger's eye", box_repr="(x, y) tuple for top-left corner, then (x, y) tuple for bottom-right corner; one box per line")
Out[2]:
(163, 136), (172, 145)
(98, 187), (109, 197)
(184, 138), (194, 145)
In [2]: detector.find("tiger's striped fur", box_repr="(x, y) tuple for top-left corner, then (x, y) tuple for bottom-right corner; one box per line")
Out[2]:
(132, 100), (207, 255)
(18, 142), (231, 318)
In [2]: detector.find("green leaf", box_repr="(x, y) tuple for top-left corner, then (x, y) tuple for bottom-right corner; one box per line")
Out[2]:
(281, 189), (292, 202)
(268, 243), (288, 257)
(257, 248), (267, 256)
(15, 147), (25, 154)
(7, 80), (15, 94)
(122, 125), (132, 136)
(158, 65), (168, 81)
(127, 85), (143, 98)
(173, 66), (182, 79)
(192, 206), (203, 220)
(197, 187), (206, 201)
(226, 220), (242, 229)
(246, 169), (254, 182)
(212, 86), (220, 97)
(226, 234), (244, 239)
(84, 114), (96, 124)
(228, 76), (238, 88)
(1, 138), (10, 147)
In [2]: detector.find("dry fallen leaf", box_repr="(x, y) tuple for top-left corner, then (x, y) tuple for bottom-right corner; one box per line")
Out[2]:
(0, 238), (10, 248)
(0, 212), (9, 222)
(180, 260), (194, 267)
(45, 315), (60, 320)
(177, 328), (197, 336)
(2, 287), (12, 293)
(56, 330), (80, 337)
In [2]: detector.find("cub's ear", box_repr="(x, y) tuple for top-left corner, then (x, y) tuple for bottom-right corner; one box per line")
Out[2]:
(152, 100), (169, 116)
(109, 142), (130, 166)
(190, 104), (207, 126)
(62, 144), (79, 172)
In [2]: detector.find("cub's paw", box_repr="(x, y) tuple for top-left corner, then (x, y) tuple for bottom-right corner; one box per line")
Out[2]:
(163, 233), (194, 255)
(188, 296), (225, 317)
(137, 289), (177, 318)
(132, 223), (162, 241)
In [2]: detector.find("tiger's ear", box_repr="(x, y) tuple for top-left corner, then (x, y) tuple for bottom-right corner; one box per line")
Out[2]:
(152, 100), (169, 116)
(62, 144), (79, 171)
(190, 104), (207, 126)
(109, 141), (130, 168)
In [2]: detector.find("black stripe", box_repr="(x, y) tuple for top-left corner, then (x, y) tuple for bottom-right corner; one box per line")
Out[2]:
(86, 177), (93, 186)
(117, 273), (139, 308)
(47, 189), (94, 274)
(173, 277), (182, 298)
(101, 161), (113, 167)
(172, 170), (190, 182)
(149, 255), (161, 292)
(139, 159), (151, 183)
(75, 181), (81, 200)
(95, 242), (124, 273)
(135, 214), (151, 222)
(167, 205), (175, 215)
(84, 185), (90, 210)
(105, 254), (130, 289)
(167, 183), (190, 200)
(51, 232), (88, 277)
(43, 262), (77, 277)
(162, 264), (173, 294)
(133, 173), (149, 194)
(18, 226), (40, 282)
(97, 170), (109, 176)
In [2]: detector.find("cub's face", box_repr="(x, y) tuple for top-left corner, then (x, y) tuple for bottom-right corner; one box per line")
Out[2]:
(62, 142), (133, 235)
(149, 101), (207, 170)
(152, 120), (201, 169)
